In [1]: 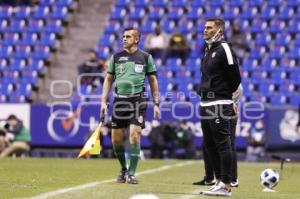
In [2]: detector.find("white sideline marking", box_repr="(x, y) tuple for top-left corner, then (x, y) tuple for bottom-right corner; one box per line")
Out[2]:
(178, 189), (201, 199)
(30, 161), (195, 199)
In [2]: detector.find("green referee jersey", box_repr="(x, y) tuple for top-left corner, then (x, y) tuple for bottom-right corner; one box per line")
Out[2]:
(107, 49), (157, 95)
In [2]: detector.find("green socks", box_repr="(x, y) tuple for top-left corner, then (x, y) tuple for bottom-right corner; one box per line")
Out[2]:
(113, 145), (127, 171)
(128, 144), (140, 176)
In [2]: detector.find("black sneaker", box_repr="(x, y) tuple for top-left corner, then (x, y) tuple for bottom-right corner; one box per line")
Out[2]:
(127, 175), (138, 184)
(193, 178), (216, 186)
(116, 169), (128, 183)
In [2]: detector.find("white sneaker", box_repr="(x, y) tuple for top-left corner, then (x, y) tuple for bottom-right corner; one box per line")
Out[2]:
(200, 181), (232, 197)
(208, 182), (217, 191)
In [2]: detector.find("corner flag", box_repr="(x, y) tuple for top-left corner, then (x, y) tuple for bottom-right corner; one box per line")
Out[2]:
(77, 122), (102, 158)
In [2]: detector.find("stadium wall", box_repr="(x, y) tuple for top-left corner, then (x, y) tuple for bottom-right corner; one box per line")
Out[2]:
(0, 103), (299, 150)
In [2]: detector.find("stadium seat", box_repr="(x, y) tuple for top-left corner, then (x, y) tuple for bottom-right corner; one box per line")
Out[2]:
(0, 6), (13, 19)
(153, 0), (168, 7)
(260, 7), (276, 20)
(50, 6), (69, 21)
(14, 6), (31, 19)
(31, 6), (50, 19)
(167, 7), (184, 21)
(278, 6), (295, 20)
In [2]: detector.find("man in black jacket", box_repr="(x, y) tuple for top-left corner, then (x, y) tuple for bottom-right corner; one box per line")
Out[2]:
(198, 18), (242, 197)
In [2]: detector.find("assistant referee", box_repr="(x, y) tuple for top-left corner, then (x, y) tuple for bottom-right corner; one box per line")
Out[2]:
(100, 27), (160, 184)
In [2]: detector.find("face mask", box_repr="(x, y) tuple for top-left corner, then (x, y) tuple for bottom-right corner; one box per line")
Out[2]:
(205, 28), (221, 44)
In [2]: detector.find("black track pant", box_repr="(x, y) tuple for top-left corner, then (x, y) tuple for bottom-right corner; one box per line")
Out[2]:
(200, 104), (235, 183)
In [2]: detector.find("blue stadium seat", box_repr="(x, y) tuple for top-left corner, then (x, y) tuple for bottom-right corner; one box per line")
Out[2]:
(0, 6), (13, 19)
(133, 0), (149, 7)
(269, 46), (285, 59)
(3, 32), (20, 45)
(268, 0), (281, 7)
(28, 59), (45, 75)
(270, 94), (288, 106)
(96, 46), (110, 59)
(162, 20), (175, 33)
(260, 7), (276, 20)
(13, 45), (32, 59)
(205, 7), (222, 18)
(44, 19), (62, 34)
(39, 0), (55, 6)
(187, 7), (204, 21)
(9, 19), (26, 33)
(294, 34), (300, 46)
(31, 6), (50, 19)
(110, 7), (126, 21)
(248, 0), (263, 6)
(56, 0), (73, 7)
(38, 32), (56, 48)
(98, 34), (115, 47)
(103, 20), (120, 34)
(114, 0), (130, 7)
(288, 47), (300, 59)
(255, 33), (271, 46)
(251, 19), (267, 33)
(9, 58), (27, 71)
(51, 6), (69, 21)
(33, 45), (50, 61)
(9, 92), (26, 103)
(140, 19), (155, 33)
(178, 19), (194, 34)
(129, 7), (145, 21)
(223, 7), (240, 20)
(249, 46), (266, 59)
(171, 0), (188, 7)
(21, 72), (38, 86)
(167, 7), (184, 21)
(279, 81), (295, 94)
(288, 19), (300, 33)
(0, 45), (13, 58)
(261, 58), (277, 69)
(153, 0), (168, 7)
(148, 6), (165, 21)
(0, 83), (13, 96)
(27, 19), (45, 33)
(241, 6), (258, 20)
(275, 33), (291, 46)
(289, 94), (300, 106)
(15, 6), (31, 19)
(278, 6), (295, 20)
(287, 0), (300, 7)
(0, 19), (9, 32)
(18, 32), (38, 46)
(191, 0), (206, 7)
(16, 83), (32, 97)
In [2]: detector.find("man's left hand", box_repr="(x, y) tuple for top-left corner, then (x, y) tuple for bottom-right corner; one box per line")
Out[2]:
(153, 105), (160, 119)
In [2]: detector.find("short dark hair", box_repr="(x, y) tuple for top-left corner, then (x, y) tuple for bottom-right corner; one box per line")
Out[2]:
(206, 18), (225, 30)
(123, 27), (141, 42)
(7, 114), (17, 120)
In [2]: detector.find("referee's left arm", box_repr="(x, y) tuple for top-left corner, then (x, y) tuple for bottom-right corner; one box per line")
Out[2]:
(148, 74), (159, 104)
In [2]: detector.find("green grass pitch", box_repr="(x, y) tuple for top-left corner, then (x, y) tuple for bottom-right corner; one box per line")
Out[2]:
(0, 158), (299, 199)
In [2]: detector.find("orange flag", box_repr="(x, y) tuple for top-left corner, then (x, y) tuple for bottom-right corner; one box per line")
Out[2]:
(77, 122), (102, 158)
